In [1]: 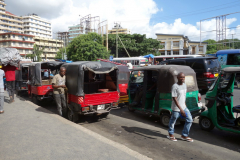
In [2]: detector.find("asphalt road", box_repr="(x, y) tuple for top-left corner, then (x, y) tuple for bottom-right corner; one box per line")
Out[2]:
(18, 88), (240, 160)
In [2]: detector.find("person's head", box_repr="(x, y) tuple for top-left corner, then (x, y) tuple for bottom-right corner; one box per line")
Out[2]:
(137, 71), (141, 76)
(177, 72), (185, 84)
(60, 67), (66, 77)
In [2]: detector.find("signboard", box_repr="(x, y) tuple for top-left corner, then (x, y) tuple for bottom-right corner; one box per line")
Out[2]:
(109, 56), (113, 61)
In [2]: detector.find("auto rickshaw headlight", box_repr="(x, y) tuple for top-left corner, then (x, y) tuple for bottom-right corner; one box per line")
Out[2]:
(82, 107), (89, 112)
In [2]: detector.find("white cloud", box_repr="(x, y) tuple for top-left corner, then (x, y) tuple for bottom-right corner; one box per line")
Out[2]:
(5, 0), (240, 41)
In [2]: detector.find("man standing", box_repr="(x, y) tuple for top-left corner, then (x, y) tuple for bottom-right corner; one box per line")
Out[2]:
(0, 66), (5, 114)
(3, 64), (19, 103)
(167, 72), (193, 142)
(52, 67), (66, 116)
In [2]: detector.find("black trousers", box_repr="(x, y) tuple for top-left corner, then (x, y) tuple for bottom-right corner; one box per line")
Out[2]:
(54, 94), (67, 116)
(6, 81), (15, 98)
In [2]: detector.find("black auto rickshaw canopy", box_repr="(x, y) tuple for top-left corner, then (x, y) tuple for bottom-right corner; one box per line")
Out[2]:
(131, 65), (198, 93)
(15, 62), (31, 81)
(29, 61), (65, 86)
(117, 65), (130, 84)
(62, 61), (119, 96)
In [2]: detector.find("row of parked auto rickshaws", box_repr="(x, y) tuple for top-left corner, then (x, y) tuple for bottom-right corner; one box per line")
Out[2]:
(16, 61), (240, 135)
(15, 61), (130, 122)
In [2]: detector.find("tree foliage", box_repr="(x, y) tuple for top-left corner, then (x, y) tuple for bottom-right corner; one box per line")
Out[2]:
(204, 38), (240, 54)
(27, 44), (44, 62)
(107, 34), (161, 57)
(55, 47), (66, 59)
(67, 32), (110, 61)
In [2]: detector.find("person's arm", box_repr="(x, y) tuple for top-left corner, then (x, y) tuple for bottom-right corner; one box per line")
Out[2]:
(172, 97), (186, 117)
(52, 76), (66, 89)
(16, 63), (20, 71)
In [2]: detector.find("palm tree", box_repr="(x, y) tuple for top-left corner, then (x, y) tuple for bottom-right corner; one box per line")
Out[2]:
(30, 44), (45, 62)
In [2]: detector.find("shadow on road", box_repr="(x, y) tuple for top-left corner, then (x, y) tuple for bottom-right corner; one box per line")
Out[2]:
(122, 126), (164, 139)
(111, 107), (240, 153)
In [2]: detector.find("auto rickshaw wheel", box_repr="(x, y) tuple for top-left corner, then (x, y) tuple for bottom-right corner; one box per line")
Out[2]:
(128, 105), (135, 112)
(67, 109), (79, 123)
(160, 113), (171, 127)
(199, 116), (215, 131)
(32, 95), (41, 106)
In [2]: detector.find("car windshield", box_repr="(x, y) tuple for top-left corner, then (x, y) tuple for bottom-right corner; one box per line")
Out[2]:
(206, 59), (220, 68)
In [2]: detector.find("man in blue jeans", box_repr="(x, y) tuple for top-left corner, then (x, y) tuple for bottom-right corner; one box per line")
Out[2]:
(167, 72), (193, 142)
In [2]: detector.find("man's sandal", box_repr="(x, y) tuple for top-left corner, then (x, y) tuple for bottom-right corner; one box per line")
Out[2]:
(180, 136), (194, 142)
(167, 135), (177, 142)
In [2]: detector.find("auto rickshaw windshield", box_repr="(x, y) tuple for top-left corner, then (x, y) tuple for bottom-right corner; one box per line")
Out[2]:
(219, 73), (234, 89)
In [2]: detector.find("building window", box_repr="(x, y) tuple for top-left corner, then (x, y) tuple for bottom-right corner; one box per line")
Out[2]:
(199, 46), (203, 52)
(173, 42), (179, 47)
(173, 51), (179, 55)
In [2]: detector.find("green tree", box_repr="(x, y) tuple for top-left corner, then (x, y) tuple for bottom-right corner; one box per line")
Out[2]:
(203, 39), (217, 54)
(67, 32), (109, 61)
(27, 44), (45, 61)
(55, 47), (67, 59)
(107, 34), (162, 57)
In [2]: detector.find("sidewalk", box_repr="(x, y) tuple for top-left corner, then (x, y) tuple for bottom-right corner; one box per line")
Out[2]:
(0, 93), (150, 160)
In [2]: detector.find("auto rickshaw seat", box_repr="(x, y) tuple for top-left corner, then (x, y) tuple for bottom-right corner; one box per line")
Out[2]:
(233, 105), (240, 113)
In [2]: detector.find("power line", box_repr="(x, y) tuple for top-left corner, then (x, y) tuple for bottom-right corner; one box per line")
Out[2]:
(120, 1), (240, 23)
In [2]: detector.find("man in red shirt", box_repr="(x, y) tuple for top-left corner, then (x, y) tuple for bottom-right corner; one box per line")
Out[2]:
(3, 64), (19, 103)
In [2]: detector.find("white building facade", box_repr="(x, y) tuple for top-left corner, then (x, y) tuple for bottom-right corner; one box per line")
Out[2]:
(22, 14), (52, 38)
(0, 0), (24, 34)
(156, 33), (207, 55)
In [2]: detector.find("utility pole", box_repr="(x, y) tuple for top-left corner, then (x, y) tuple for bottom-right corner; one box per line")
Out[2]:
(114, 22), (119, 58)
(232, 34), (235, 49)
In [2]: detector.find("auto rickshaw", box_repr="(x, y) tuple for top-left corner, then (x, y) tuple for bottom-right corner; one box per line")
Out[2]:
(128, 65), (205, 127)
(117, 65), (130, 107)
(199, 67), (240, 134)
(15, 61), (31, 95)
(62, 61), (120, 122)
(28, 61), (64, 104)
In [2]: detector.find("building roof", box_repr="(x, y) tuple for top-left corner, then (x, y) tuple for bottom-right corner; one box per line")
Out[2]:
(5, 11), (16, 16)
(155, 33), (184, 37)
(188, 41), (208, 44)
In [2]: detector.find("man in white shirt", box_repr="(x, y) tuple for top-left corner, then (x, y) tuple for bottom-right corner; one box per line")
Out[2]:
(0, 66), (5, 114)
(167, 72), (193, 142)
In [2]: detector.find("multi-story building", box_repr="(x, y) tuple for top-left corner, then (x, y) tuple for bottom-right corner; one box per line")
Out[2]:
(57, 31), (69, 47)
(156, 33), (208, 55)
(108, 24), (130, 35)
(0, 0), (24, 34)
(68, 24), (84, 42)
(34, 36), (63, 60)
(22, 13), (52, 38)
(0, 32), (34, 57)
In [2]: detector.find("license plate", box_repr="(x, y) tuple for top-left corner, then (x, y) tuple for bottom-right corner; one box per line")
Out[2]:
(97, 105), (105, 110)
(214, 73), (219, 77)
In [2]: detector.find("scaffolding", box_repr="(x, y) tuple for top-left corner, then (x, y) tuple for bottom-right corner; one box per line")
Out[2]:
(57, 31), (69, 47)
(80, 14), (100, 34)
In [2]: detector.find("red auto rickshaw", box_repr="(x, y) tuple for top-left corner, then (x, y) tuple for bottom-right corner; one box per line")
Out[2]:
(28, 61), (64, 104)
(62, 61), (120, 122)
(117, 65), (130, 107)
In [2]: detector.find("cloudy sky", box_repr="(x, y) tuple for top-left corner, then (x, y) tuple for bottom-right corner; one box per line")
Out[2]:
(5, 0), (240, 41)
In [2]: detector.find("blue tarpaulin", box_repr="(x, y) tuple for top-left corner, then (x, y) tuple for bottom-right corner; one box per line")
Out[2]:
(143, 54), (154, 58)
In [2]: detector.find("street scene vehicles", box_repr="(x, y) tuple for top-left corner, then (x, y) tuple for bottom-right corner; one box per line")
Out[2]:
(15, 61), (31, 95)
(128, 65), (205, 127)
(62, 61), (119, 122)
(153, 55), (202, 64)
(199, 67), (240, 134)
(215, 49), (240, 68)
(112, 57), (148, 67)
(117, 65), (130, 107)
(160, 57), (221, 90)
(28, 61), (65, 104)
